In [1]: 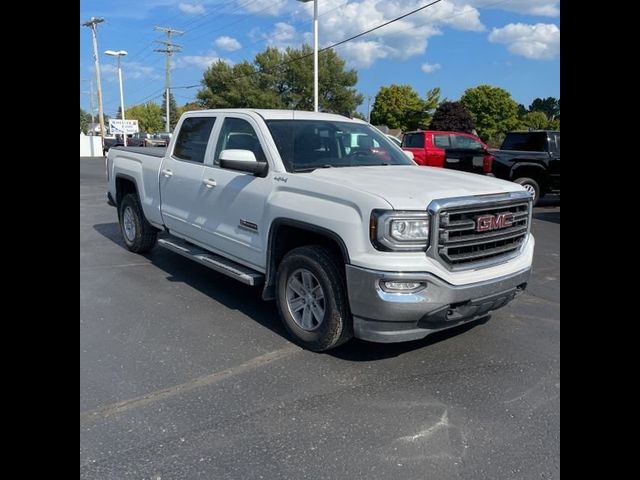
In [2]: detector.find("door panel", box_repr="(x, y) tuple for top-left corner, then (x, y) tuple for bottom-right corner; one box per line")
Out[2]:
(159, 157), (205, 239)
(190, 115), (272, 269)
(159, 115), (217, 240)
(195, 166), (270, 268)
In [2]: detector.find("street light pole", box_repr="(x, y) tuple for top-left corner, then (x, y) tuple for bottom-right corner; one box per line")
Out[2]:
(105, 50), (128, 146)
(313, 0), (318, 112)
(297, 0), (318, 112)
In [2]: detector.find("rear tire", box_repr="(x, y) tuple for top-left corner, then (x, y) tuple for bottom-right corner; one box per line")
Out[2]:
(276, 246), (353, 351)
(118, 194), (158, 253)
(514, 177), (540, 205)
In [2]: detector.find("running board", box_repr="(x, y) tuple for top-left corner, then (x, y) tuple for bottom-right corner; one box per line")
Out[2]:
(157, 237), (264, 286)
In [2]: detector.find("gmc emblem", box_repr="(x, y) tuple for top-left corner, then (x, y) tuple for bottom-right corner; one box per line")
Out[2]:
(476, 212), (514, 232)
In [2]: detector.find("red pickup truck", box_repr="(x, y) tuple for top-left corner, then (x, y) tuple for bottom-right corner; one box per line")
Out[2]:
(401, 130), (493, 175)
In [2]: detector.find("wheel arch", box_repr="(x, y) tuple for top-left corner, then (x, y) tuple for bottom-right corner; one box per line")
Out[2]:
(510, 163), (548, 190)
(262, 219), (350, 301)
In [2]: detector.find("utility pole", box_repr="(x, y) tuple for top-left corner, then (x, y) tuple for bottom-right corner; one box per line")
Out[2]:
(83, 17), (106, 149)
(366, 95), (373, 123)
(154, 26), (183, 133)
(88, 79), (95, 128)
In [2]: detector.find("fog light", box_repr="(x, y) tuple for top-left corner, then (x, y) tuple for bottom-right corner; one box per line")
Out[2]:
(380, 281), (425, 293)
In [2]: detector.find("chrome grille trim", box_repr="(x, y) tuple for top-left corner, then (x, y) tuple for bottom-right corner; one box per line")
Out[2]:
(427, 191), (533, 271)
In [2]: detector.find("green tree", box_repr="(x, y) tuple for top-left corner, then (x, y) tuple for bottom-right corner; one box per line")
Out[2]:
(162, 91), (179, 131)
(125, 102), (164, 133)
(423, 87), (441, 126)
(528, 96), (560, 120)
(517, 103), (527, 117)
(197, 46), (363, 114)
(522, 111), (549, 130)
(176, 101), (202, 118)
(429, 101), (475, 132)
(461, 85), (522, 144)
(80, 107), (91, 134)
(370, 84), (440, 131)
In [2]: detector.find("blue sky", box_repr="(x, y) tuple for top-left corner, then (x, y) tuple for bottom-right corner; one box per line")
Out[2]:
(80, 0), (560, 118)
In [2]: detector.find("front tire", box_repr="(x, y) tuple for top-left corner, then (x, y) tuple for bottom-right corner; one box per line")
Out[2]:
(118, 194), (158, 253)
(276, 246), (353, 351)
(514, 177), (541, 205)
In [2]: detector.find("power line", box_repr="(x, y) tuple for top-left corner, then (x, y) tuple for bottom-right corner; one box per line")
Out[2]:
(213, 0), (447, 83)
(324, 0), (445, 51)
(123, 0), (505, 109)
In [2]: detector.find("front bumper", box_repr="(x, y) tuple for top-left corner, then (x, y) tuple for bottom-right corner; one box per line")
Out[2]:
(345, 265), (531, 343)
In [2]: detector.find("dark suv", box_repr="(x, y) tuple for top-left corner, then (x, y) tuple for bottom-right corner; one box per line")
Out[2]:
(491, 130), (560, 205)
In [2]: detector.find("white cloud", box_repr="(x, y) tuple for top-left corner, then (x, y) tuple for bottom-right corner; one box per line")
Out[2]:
(175, 51), (231, 70)
(489, 23), (560, 60)
(263, 22), (299, 49)
(101, 62), (160, 81)
(421, 62), (441, 73)
(465, 0), (560, 17)
(214, 36), (241, 52)
(339, 41), (390, 68)
(243, 0), (287, 16)
(178, 2), (205, 15)
(292, 0), (483, 68)
(450, 0), (560, 17)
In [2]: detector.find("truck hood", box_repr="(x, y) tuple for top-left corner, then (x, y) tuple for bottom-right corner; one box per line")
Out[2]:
(308, 165), (524, 209)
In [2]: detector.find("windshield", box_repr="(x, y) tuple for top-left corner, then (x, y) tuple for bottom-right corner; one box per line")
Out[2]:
(265, 120), (414, 172)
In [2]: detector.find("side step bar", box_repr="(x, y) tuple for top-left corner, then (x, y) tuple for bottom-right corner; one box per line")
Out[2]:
(157, 237), (264, 286)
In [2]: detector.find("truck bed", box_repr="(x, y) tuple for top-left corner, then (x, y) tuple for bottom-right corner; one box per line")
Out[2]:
(111, 146), (167, 158)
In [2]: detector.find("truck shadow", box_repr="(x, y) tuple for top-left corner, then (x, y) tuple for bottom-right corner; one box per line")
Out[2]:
(533, 195), (560, 224)
(94, 222), (492, 361)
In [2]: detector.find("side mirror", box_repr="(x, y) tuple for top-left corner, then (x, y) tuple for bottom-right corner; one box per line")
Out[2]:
(403, 150), (414, 161)
(219, 149), (268, 177)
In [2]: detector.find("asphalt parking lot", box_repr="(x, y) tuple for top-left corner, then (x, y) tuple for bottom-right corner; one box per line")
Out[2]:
(80, 157), (559, 480)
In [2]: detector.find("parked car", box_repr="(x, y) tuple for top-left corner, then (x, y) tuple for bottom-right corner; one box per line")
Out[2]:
(401, 130), (493, 175)
(490, 130), (560, 205)
(102, 135), (123, 156)
(126, 132), (150, 147)
(152, 132), (173, 143)
(385, 134), (402, 147)
(107, 109), (533, 351)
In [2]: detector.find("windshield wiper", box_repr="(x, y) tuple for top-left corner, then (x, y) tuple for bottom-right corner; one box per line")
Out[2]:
(293, 164), (335, 173)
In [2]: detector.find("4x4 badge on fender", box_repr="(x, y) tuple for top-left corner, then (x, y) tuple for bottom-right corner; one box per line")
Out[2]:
(476, 212), (514, 232)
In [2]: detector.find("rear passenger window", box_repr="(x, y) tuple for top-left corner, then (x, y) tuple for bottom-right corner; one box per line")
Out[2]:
(433, 134), (451, 148)
(173, 117), (216, 163)
(402, 133), (425, 148)
(451, 135), (483, 150)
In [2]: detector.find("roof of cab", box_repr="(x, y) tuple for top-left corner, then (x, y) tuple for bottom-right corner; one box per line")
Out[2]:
(183, 108), (365, 123)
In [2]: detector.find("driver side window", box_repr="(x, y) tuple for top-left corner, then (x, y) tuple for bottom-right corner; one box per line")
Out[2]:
(214, 117), (267, 164)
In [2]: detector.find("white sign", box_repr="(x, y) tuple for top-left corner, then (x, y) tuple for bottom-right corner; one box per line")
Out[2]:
(109, 119), (139, 135)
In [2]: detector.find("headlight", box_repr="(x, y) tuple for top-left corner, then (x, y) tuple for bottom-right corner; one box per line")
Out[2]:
(370, 210), (430, 251)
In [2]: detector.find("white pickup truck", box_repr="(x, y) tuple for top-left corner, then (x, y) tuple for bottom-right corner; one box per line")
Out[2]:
(106, 109), (534, 351)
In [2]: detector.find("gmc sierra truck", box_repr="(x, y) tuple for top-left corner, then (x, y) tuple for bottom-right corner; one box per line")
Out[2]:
(106, 109), (534, 351)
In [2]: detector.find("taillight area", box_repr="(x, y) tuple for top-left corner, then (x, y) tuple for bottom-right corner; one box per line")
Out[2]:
(483, 153), (493, 174)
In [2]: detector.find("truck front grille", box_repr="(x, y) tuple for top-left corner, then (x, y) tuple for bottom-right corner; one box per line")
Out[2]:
(435, 199), (530, 269)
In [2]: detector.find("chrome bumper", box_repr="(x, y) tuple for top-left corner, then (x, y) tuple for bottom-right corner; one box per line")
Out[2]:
(345, 265), (531, 343)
